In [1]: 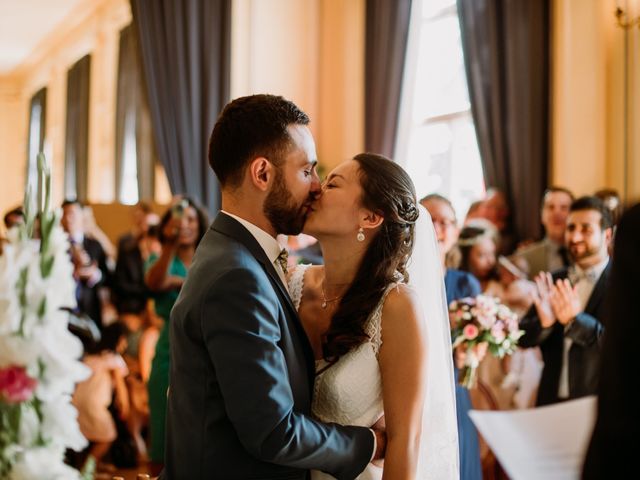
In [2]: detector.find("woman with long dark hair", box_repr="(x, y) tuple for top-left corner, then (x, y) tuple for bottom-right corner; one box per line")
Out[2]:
(145, 197), (208, 470)
(289, 153), (458, 479)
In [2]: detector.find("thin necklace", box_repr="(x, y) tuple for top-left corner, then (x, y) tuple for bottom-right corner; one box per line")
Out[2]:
(321, 281), (343, 309)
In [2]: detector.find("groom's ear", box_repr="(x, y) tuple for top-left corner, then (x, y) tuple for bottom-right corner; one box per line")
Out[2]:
(248, 157), (273, 192)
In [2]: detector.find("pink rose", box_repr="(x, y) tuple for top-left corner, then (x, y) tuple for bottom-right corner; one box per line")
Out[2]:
(463, 324), (479, 340)
(0, 366), (37, 404)
(491, 322), (506, 343)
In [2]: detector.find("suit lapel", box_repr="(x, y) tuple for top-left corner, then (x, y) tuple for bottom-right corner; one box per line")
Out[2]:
(584, 261), (611, 314)
(212, 213), (316, 382)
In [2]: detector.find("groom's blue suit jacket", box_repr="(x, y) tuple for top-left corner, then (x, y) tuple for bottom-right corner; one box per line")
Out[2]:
(161, 213), (373, 479)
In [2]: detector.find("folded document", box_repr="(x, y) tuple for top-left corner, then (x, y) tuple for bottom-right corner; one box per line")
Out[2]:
(469, 396), (596, 480)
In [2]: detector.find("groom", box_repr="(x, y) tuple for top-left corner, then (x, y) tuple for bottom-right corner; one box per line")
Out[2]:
(160, 95), (380, 479)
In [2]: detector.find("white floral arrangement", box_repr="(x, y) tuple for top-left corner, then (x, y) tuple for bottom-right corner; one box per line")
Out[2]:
(0, 154), (90, 479)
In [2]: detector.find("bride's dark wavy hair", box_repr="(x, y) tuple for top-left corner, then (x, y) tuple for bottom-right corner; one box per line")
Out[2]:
(322, 153), (419, 362)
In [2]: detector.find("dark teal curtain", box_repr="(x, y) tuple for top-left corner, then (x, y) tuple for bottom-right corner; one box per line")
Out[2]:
(130, 0), (231, 214)
(457, 0), (551, 242)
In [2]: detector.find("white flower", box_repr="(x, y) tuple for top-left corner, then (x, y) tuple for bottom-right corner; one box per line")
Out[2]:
(41, 396), (88, 452)
(18, 403), (40, 446)
(9, 446), (82, 480)
(0, 335), (41, 370)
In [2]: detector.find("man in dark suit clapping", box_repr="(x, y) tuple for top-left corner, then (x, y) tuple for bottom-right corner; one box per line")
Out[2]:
(519, 196), (613, 406)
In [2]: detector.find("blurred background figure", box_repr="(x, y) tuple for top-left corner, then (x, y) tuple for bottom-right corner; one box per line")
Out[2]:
(144, 197), (207, 473)
(62, 199), (112, 330)
(464, 200), (485, 225)
(279, 233), (323, 267)
(476, 188), (517, 255)
(3, 206), (25, 230)
(594, 188), (623, 227)
(72, 322), (130, 475)
(583, 203), (640, 479)
(515, 187), (574, 279)
(1, 206), (25, 255)
(455, 224), (542, 410)
(113, 202), (161, 315)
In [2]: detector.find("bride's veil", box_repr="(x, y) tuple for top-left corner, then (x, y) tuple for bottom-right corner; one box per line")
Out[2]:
(407, 204), (459, 479)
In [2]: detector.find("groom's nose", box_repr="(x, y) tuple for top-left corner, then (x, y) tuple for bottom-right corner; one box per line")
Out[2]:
(309, 171), (321, 196)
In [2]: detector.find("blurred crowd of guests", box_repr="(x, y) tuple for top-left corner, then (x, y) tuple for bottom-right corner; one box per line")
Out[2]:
(0, 184), (631, 477)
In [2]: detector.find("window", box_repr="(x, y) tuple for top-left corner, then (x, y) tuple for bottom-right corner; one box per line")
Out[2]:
(64, 55), (91, 202)
(115, 24), (156, 205)
(26, 88), (47, 190)
(396, 0), (484, 222)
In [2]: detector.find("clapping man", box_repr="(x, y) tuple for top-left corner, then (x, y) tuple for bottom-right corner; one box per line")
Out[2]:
(519, 196), (612, 406)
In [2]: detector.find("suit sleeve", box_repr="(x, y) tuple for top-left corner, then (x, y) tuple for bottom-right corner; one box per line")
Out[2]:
(201, 267), (373, 480)
(518, 304), (556, 347)
(565, 312), (604, 347)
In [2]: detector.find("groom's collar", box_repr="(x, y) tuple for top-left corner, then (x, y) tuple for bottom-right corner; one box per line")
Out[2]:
(219, 210), (284, 266)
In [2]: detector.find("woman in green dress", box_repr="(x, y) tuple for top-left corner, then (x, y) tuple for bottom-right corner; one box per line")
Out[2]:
(145, 198), (207, 469)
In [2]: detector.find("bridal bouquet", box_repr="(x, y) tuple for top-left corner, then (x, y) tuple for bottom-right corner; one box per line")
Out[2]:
(449, 295), (523, 389)
(0, 154), (89, 479)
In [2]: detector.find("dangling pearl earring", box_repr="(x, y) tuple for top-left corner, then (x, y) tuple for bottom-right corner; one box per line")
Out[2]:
(357, 227), (365, 242)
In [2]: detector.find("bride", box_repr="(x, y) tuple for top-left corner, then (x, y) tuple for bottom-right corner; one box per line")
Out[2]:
(288, 153), (459, 479)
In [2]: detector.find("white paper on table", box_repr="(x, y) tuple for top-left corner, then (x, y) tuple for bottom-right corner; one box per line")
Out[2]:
(469, 396), (597, 480)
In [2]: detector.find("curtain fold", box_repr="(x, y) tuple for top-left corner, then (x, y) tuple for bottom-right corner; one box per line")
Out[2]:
(26, 87), (47, 189)
(130, 0), (231, 214)
(364, 0), (413, 158)
(457, 0), (551, 242)
(115, 24), (156, 202)
(64, 55), (91, 202)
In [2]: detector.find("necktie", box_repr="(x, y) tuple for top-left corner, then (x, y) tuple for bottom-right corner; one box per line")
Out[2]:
(276, 248), (289, 276)
(568, 266), (598, 285)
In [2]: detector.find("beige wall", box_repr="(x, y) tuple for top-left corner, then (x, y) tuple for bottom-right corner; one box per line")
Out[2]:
(0, 0), (131, 225)
(231, 0), (365, 173)
(552, 0), (640, 204)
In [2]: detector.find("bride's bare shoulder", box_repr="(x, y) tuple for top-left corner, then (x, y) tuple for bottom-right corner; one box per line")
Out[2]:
(381, 284), (423, 327)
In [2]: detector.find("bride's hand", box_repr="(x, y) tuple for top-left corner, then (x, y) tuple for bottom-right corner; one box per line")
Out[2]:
(371, 415), (386, 467)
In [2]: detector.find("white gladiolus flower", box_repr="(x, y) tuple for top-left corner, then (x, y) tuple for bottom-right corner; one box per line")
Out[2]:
(18, 404), (40, 446)
(1, 157), (88, 478)
(41, 396), (88, 452)
(9, 446), (82, 480)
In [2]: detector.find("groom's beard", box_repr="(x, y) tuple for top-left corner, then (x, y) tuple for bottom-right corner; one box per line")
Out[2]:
(264, 168), (309, 235)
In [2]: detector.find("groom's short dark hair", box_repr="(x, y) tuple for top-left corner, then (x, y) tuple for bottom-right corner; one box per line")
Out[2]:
(208, 94), (310, 188)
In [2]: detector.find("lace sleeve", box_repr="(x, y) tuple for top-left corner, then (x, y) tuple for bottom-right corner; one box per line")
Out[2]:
(287, 264), (311, 311)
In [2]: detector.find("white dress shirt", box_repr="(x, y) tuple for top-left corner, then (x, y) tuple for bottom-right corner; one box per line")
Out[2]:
(220, 211), (289, 292)
(557, 257), (609, 399)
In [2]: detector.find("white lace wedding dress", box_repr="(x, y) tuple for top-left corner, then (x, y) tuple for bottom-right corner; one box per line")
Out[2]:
(289, 264), (386, 479)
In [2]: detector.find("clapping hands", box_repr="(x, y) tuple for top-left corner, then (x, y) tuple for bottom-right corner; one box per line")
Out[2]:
(532, 272), (582, 328)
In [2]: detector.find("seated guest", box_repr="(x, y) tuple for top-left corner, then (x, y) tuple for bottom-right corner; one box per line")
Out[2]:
(3, 206), (25, 230)
(519, 196), (612, 406)
(514, 187), (574, 279)
(582, 203), (640, 479)
(1, 206), (25, 255)
(421, 193), (483, 480)
(72, 322), (130, 474)
(62, 199), (111, 329)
